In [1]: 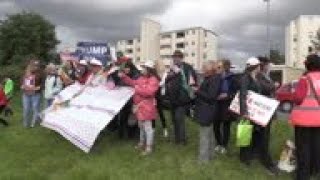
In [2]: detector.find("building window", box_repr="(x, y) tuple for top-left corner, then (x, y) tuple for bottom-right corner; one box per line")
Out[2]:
(136, 57), (140, 61)
(293, 37), (297, 42)
(203, 53), (207, 59)
(161, 34), (171, 39)
(161, 55), (171, 59)
(192, 41), (195, 46)
(126, 49), (133, 54)
(176, 32), (185, 38)
(127, 40), (133, 45)
(137, 48), (140, 52)
(160, 45), (171, 49)
(204, 42), (207, 48)
(309, 32), (314, 39)
(192, 30), (195, 35)
(192, 52), (195, 57)
(205, 31), (207, 37)
(176, 43), (185, 49)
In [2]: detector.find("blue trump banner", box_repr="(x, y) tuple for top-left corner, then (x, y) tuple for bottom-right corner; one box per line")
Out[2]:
(75, 42), (111, 65)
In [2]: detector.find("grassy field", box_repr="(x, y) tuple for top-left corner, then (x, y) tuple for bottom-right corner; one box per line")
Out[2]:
(0, 95), (295, 180)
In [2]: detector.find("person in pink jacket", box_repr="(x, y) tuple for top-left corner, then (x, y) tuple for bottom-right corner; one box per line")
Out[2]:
(119, 61), (160, 155)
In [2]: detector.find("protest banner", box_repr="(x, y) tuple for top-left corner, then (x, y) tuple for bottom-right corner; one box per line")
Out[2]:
(60, 51), (79, 61)
(229, 91), (280, 126)
(75, 42), (110, 65)
(41, 83), (134, 153)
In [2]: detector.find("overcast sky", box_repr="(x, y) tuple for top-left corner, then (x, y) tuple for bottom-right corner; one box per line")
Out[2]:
(0, 0), (320, 65)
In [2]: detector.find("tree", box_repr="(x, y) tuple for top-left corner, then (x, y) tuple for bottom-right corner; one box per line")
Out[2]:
(0, 11), (59, 65)
(269, 49), (285, 65)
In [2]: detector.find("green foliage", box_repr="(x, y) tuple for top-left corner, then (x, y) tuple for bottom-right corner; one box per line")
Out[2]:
(0, 63), (25, 84)
(0, 95), (294, 180)
(0, 11), (59, 65)
(270, 49), (285, 65)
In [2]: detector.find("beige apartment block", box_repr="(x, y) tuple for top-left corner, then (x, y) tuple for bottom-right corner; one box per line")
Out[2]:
(116, 19), (218, 71)
(282, 15), (320, 82)
(285, 15), (320, 69)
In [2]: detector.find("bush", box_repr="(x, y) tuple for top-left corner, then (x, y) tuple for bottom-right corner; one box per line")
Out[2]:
(0, 63), (26, 85)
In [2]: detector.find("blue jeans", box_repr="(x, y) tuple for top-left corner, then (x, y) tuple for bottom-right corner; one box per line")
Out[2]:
(46, 99), (54, 108)
(22, 93), (41, 127)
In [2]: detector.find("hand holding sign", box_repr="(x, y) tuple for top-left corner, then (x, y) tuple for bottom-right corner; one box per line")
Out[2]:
(229, 91), (280, 127)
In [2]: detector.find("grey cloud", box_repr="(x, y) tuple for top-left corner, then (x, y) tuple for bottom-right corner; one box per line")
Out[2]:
(0, 0), (320, 65)
(11, 0), (170, 42)
(213, 0), (320, 65)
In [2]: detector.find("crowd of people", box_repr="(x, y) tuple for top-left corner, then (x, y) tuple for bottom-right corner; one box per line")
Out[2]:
(1, 49), (320, 180)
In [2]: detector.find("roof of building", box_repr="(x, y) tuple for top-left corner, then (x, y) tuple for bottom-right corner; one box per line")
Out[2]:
(160, 27), (218, 36)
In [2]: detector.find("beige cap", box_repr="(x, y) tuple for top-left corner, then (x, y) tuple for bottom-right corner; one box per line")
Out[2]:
(90, 58), (103, 66)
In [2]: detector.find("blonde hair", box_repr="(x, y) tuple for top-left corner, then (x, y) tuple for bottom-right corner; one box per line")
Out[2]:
(45, 63), (56, 74)
(203, 60), (217, 74)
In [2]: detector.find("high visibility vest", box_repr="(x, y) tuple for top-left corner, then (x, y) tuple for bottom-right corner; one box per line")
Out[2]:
(290, 72), (320, 127)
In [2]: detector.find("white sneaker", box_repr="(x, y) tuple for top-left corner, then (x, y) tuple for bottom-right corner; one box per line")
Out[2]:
(214, 145), (221, 153)
(163, 128), (169, 138)
(220, 147), (227, 154)
(141, 146), (152, 156)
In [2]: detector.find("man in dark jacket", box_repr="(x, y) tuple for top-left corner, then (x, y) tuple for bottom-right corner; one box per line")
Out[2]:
(214, 59), (236, 154)
(107, 57), (140, 139)
(255, 56), (279, 175)
(165, 50), (197, 145)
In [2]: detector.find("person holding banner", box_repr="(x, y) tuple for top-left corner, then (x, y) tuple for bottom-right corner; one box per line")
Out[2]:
(114, 57), (140, 139)
(290, 54), (320, 180)
(59, 60), (77, 87)
(256, 56), (278, 169)
(119, 61), (160, 156)
(44, 63), (63, 107)
(76, 60), (91, 85)
(239, 57), (278, 176)
(85, 58), (106, 87)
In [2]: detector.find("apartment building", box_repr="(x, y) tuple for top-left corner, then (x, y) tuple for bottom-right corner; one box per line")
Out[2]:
(286, 15), (320, 69)
(284, 15), (320, 82)
(116, 19), (218, 71)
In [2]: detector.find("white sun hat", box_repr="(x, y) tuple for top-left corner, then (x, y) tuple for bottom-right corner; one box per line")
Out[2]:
(90, 58), (103, 66)
(246, 57), (260, 66)
(142, 60), (155, 69)
(79, 59), (88, 66)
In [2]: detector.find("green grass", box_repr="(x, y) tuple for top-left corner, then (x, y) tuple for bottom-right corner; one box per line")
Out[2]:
(0, 95), (294, 180)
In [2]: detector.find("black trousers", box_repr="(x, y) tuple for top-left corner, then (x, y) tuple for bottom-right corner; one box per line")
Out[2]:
(295, 127), (320, 180)
(240, 122), (273, 168)
(213, 101), (232, 147)
(0, 106), (9, 126)
(171, 105), (188, 144)
(152, 97), (167, 129)
(118, 100), (138, 139)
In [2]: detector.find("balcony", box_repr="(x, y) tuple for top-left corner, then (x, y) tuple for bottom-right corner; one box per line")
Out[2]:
(160, 38), (171, 45)
(176, 32), (185, 39)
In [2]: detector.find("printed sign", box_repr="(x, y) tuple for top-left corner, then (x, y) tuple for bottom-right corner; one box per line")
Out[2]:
(41, 83), (134, 153)
(75, 42), (110, 65)
(229, 91), (280, 126)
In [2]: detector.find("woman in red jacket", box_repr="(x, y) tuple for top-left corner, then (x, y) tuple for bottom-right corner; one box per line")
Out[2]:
(119, 61), (160, 156)
(0, 84), (9, 126)
(290, 54), (320, 180)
